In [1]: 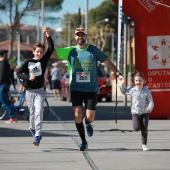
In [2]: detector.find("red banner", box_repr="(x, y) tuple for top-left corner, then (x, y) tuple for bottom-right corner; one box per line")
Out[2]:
(113, 0), (170, 119)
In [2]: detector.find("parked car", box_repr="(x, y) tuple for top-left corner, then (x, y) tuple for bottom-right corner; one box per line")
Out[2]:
(60, 66), (112, 102)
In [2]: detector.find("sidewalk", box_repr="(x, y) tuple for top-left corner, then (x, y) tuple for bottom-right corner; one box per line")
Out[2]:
(1, 118), (170, 170)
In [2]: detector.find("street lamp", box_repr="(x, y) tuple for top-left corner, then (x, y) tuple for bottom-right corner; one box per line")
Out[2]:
(41, 0), (44, 42)
(94, 18), (114, 62)
(60, 21), (71, 46)
(85, 0), (89, 36)
(111, 32), (114, 62)
(94, 18), (109, 46)
(94, 18), (109, 27)
(16, 32), (20, 66)
(81, 10), (86, 27)
(24, 11), (40, 41)
(66, 21), (71, 46)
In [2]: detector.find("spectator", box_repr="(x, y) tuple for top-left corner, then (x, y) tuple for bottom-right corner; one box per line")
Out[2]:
(0, 50), (18, 123)
(10, 67), (16, 90)
(51, 62), (62, 100)
(47, 68), (52, 91)
(44, 68), (49, 91)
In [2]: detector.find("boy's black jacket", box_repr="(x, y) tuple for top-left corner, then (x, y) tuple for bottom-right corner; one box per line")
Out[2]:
(17, 36), (54, 90)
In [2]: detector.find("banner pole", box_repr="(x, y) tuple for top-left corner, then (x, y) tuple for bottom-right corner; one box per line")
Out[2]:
(101, 0), (132, 133)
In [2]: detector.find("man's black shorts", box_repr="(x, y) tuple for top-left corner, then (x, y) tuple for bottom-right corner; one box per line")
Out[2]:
(71, 90), (97, 110)
(52, 80), (61, 89)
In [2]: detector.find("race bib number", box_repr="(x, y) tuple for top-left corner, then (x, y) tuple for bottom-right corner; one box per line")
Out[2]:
(76, 72), (90, 82)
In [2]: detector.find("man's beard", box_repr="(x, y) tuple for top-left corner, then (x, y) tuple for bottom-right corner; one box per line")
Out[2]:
(76, 38), (86, 45)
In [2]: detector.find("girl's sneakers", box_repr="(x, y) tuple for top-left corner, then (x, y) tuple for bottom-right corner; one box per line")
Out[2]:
(142, 144), (149, 151)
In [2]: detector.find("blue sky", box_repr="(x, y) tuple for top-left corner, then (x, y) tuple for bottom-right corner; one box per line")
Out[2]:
(20, 0), (105, 29)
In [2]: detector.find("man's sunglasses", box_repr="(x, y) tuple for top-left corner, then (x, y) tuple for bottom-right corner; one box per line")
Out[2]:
(75, 28), (86, 32)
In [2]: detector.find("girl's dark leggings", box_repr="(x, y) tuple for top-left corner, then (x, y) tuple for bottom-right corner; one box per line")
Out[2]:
(132, 113), (149, 145)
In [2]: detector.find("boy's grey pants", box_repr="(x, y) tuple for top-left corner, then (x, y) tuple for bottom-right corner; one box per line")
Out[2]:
(26, 87), (45, 137)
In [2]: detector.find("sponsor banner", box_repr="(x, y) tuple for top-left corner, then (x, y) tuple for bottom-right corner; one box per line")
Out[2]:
(147, 35), (170, 91)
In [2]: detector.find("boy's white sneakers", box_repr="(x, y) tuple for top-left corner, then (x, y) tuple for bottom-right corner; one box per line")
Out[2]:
(142, 144), (149, 151)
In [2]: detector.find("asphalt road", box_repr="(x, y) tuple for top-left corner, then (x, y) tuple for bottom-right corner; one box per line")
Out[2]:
(1, 92), (170, 170)
(2, 91), (132, 122)
(46, 93), (131, 121)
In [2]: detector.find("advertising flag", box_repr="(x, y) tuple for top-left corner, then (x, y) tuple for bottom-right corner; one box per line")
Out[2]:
(117, 0), (123, 70)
